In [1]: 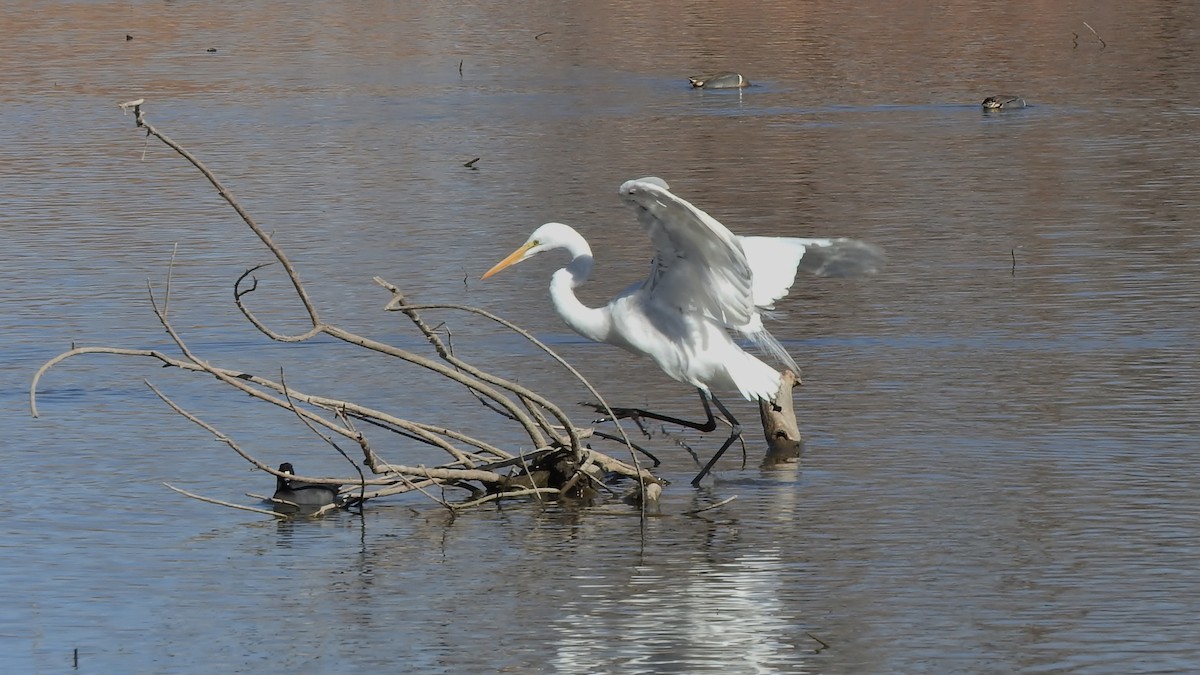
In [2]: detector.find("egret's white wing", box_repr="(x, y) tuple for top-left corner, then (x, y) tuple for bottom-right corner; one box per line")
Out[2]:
(617, 177), (755, 329)
(618, 178), (800, 374)
(738, 236), (810, 308)
(740, 236), (887, 306)
(794, 237), (886, 277)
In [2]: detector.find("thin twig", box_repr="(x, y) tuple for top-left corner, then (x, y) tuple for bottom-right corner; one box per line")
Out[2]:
(806, 632), (830, 653)
(589, 430), (661, 466)
(1083, 21), (1107, 49)
(163, 483), (288, 519)
(395, 469), (454, 511)
(163, 242), (178, 319)
(683, 495), (738, 515)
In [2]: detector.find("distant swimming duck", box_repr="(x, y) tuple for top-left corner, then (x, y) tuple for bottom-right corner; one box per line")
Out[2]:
(272, 462), (341, 509)
(689, 72), (749, 89)
(982, 95), (1027, 110)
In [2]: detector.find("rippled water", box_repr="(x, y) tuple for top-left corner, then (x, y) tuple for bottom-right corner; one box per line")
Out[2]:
(4, 1), (1200, 672)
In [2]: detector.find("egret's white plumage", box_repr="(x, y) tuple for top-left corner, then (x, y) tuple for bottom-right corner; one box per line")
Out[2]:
(482, 177), (883, 483)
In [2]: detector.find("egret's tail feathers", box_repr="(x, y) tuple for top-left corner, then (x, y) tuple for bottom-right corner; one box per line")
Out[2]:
(729, 350), (784, 402)
(797, 238), (886, 277)
(746, 326), (801, 377)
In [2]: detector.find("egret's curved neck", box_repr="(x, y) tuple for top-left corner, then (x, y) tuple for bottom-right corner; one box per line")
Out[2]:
(549, 233), (612, 344)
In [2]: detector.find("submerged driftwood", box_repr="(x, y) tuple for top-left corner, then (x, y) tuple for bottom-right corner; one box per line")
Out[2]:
(29, 99), (664, 517)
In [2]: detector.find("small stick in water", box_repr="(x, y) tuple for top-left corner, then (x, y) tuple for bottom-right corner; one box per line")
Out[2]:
(1083, 21), (1107, 48)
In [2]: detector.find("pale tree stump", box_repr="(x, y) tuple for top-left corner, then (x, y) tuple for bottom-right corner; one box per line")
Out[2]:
(759, 369), (802, 467)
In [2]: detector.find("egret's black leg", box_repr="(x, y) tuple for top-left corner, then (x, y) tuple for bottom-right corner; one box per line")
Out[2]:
(588, 430), (663, 467)
(690, 395), (742, 486)
(585, 390), (740, 485)
(586, 389), (718, 433)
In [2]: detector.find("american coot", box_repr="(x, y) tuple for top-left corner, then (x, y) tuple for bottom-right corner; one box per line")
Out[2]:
(982, 95), (1027, 110)
(272, 462), (341, 509)
(688, 72), (749, 89)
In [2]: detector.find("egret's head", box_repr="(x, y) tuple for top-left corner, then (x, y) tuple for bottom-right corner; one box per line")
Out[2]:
(481, 222), (573, 279)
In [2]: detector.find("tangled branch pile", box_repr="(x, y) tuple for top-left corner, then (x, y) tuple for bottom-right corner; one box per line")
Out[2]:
(30, 100), (664, 518)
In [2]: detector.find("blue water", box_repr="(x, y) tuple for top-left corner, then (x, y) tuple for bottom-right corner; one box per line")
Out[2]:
(3, 1), (1200, 672)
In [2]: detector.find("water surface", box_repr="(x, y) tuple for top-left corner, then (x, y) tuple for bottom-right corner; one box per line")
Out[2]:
(3, 1), (1199, 672)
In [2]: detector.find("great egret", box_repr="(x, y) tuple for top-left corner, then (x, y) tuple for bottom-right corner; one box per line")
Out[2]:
(273, 462), (341, 509)
(482, 177), (883, 485)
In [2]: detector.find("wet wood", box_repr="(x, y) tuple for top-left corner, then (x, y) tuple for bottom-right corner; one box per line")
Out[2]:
(759, 369), (802, 466)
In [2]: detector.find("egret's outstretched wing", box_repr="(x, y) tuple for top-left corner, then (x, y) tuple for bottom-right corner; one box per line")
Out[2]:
(617, 177), (755, 329)
(617, 177), (800, 374)
(794, 237), (886, 277)
(739, 236), (886, 307)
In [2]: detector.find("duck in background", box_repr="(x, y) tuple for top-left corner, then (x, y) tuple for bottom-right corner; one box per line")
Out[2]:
(689, 72), (750, 89)
(982, 95), (1027, 110)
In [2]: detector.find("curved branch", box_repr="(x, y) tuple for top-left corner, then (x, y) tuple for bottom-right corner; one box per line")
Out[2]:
(31, 346), (192, 418)
(32, 340), (509, 471)
(125, 102), (321, 327)
(234, 265), (324, 342)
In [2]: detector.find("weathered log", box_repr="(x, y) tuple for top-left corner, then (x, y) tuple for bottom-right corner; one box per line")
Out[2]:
(759, 369), (802, 467)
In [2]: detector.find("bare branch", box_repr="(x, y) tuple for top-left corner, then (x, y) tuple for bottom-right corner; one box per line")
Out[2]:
(124, 101), (321, 327)
(33, 99), (675, 517)
(163, 482), (288, 519)
(451, 487), (562, 510)
(233, 265), (323, 342)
